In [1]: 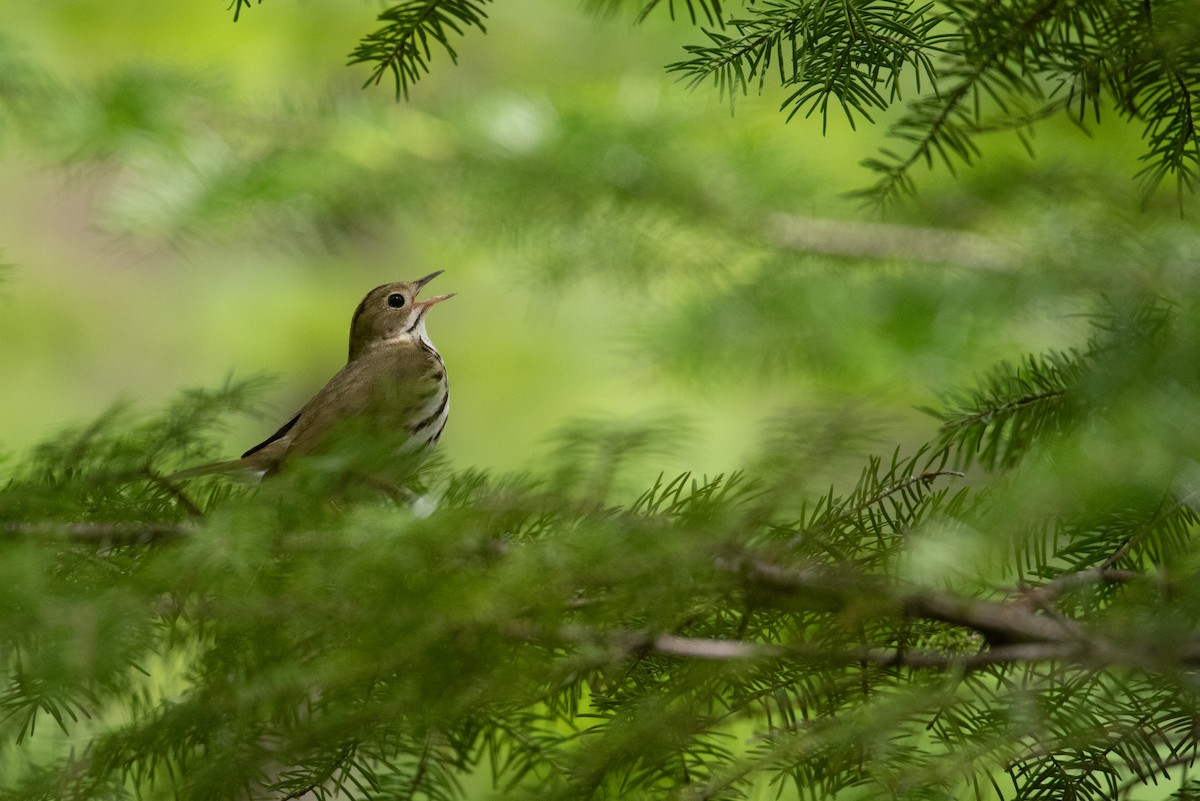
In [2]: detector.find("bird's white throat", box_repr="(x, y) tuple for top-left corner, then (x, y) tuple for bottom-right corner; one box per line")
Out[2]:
(381, 314), (440, 355)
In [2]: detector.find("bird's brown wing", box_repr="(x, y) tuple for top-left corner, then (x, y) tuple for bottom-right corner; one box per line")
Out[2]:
(241, 411), (301, 458)
(169, 344), (439, 480)
(275, 343), (441, 462)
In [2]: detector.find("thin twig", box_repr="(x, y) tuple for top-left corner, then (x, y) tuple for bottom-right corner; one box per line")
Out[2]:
(768, 213), (1015, 271)
(789, 468), (964, 547)
(0, 521), (190, 544)
(280, 742), (357, 801)
(145, 468), (205, 518)
(1013, 567), (1141, 610)
(652, 634), (782, 660)
(717, 558), (1200, 670)
(1101, 494), (1186, 571)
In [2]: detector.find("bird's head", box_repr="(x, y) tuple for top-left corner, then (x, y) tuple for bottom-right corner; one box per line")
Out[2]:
(348, 271), (455, 360)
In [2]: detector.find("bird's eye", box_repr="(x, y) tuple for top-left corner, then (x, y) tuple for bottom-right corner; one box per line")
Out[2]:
(387, 293), (406, 308)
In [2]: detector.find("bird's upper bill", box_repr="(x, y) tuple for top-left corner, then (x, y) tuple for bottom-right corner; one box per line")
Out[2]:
(414, 270), (456, 310)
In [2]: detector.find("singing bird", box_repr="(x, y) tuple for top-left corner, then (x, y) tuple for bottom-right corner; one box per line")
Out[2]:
(170, 272), (454, 480)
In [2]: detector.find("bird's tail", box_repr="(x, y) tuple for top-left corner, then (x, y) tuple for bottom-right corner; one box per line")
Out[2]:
(165, 458), (251, 482)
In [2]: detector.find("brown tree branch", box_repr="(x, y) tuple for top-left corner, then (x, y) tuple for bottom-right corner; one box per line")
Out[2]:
(716, 558), (1200, 671)
(768, 213), (1016, 271)
(0, 521), (190, 544)
(1012, 567), (1141, 610)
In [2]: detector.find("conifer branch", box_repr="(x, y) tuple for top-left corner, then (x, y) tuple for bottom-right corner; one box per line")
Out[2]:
(228, 0), (259, 23)
(927, 351), (1084, 470)
(723, 559), (1200, 670)
(587, 0), (725, 26)
(1, 305), (1197, 798)
(1099, 492), (1194, 571)
(348, 0), (491, 99)
(1012, 567), (1141, 609)
(276, 742), (357, 800)
(220, 0), (1200, 202)
(0, 521), (190, 544)
(854, 0), (1061, 204)
(792, 449), (963, 547)
(570, 629), (1087, 669)
(767, 212), (1015, 270)
(668, 0), (948, 127)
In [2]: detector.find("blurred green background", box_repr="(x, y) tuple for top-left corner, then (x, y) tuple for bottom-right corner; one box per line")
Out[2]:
(0, 0), (1177, 486)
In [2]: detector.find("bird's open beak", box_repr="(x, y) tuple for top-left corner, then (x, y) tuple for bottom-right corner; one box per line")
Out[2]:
(418, 293), (456, 309)
(414, 270), (455, 309)
(415, 270), (444, 289)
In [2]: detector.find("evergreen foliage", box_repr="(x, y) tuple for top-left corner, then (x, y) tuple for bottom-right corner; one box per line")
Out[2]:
(2, 296), (1200, 798)
(3, 2), (1200, 800)
(662, 0), (1200, 204)
(240, 0), (1200, 203)
(348, 0), (492, 100)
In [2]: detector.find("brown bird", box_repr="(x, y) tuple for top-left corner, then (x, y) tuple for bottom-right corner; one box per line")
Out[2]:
(170, 272), (454, 480)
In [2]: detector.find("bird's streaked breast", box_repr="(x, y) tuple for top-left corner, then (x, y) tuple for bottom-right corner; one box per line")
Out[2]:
(404, 344), (448, 451)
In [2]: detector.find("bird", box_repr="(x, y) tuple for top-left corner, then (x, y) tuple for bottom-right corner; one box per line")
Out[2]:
(168, 271), (454, 481)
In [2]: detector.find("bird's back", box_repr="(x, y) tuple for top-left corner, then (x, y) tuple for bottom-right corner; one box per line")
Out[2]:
(242, 340), (447, 472)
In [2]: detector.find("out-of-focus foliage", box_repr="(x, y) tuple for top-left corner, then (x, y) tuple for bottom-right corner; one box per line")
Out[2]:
(649, 0), (1200, 205)
(3, 0), (1200, 799)
(3, 296), (1200, 800)
(233, 0), (1200, 205)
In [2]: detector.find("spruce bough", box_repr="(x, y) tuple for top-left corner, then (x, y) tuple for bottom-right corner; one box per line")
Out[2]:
(231, 0), (1200, 206)
(2, 301), (1199, 800)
